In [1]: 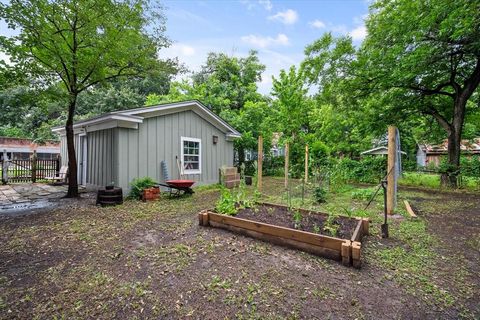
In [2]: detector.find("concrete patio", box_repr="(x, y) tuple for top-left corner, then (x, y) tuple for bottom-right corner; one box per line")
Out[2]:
(0, 183), (67, 206)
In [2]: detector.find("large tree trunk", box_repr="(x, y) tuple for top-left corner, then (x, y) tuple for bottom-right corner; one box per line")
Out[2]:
(441, 97), (467, 188)
(66, 95), (79, 198)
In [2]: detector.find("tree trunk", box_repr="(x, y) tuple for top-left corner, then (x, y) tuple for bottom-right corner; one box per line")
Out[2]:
(66, 94), (79, 198)
(441, 97), (466, 188)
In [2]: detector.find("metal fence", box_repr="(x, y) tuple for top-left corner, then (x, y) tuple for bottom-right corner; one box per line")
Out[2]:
(1, 157), (60, 184)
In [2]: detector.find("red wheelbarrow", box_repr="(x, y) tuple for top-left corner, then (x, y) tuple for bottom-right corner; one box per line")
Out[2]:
(156, 179), (195, 197)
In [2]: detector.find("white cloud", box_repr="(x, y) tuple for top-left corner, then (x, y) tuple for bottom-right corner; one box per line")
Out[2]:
(349, 25), (367, 41)
(310, 19), (326, 29)
(268, 9), (298, 25)
(167, 43), (196, 57)
(241, 33), (289, 48)
(258, 0), (272, 11)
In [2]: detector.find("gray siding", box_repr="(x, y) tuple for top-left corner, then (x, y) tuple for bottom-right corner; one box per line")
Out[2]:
(116, 110), (234, 190)
(59, 110), (235, 191)
(86, 129), (117, 187)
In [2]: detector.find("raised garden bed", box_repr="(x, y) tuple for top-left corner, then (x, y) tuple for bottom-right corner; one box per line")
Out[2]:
(199, 202), (369, 268)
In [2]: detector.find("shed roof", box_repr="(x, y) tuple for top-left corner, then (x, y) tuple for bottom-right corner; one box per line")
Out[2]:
(418, 138), (480, 155)
(361, 146), (406, 156)
(52, 100), (241, 138)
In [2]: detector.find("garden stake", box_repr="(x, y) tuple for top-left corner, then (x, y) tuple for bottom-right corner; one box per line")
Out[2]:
(381, 179), (389, 238)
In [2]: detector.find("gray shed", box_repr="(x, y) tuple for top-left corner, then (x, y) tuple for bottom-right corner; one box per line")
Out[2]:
(52, 100), (241, 191)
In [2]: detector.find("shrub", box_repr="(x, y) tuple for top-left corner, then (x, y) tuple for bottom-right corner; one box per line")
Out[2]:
(313, 186), (327, 203)
(129, 177), (156, 200)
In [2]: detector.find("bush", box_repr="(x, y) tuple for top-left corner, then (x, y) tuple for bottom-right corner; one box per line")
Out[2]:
(313, 186), (327, 203)
(327, 156), (387, 185)
(129, 177), (157, 200)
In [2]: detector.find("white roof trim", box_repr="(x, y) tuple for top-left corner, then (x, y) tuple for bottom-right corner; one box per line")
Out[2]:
(52, 114), (144, 133)
(115, 100), (241, 137)
(51, 100), (241, 138)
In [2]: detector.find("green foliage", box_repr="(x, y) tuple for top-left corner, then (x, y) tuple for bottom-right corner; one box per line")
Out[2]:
(215, 188), (237, 216)
(292, 209), (302, 229)
(313, 186), (327, 203)
(351, 187), (377, 201)
(129, 177), (156, 200)
(328, 156), (387, 185)
(323, 212), (338, 237)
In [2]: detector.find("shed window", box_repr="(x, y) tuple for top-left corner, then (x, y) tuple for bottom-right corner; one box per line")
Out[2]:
(181, 137), (201, 174)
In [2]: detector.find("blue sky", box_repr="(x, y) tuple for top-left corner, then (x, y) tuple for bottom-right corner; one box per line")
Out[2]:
(159, 0), (370, 94)
(0, 0), (370, 95)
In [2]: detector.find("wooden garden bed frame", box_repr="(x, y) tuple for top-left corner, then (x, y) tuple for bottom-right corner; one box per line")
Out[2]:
(198, 202), (369, 268)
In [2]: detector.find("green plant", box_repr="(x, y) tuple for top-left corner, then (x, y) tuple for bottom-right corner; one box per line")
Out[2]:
(128, 177), (156, 200)
(313, 186), (327, 203)
(313, 223), (321, 234)
(215, 188), (237, 215)
(292, 209), (302, 229)
(323, 212), (339, 236)
(351, 187), (376, 201)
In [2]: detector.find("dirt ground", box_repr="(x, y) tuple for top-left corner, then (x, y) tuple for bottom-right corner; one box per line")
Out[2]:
(0, 177), (479, 319)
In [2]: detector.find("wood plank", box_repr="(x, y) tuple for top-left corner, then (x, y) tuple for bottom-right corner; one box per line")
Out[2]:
(361, 218), (370, 236)
(403, 200), (417, 218)
(351, 220), (363, 242)
(209, 220), (342, 261)
(208, 212), (344, 251)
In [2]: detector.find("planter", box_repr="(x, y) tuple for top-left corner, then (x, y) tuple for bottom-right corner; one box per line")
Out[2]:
(199, 202), (369, 268)
(244, 176), (252, 185)
(106, 185), (115, 190)
(142, 186), (160, 201)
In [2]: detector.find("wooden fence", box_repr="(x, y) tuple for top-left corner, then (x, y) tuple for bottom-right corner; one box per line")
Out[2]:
(1, 154), (60, 184)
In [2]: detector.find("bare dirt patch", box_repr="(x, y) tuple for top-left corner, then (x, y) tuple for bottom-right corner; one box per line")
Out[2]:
(0, 178), (479, 319)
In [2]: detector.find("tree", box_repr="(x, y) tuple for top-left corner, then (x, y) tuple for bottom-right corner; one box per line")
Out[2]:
(360, 0), (480, 187)
(1, 0), (175, 196)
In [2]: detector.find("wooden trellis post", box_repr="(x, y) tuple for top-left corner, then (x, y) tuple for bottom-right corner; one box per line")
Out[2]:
(284, 142), (289, 189)
(257, 135), (263, 192)
(304, 144), (309, 183)
(387, 126), (397, 214)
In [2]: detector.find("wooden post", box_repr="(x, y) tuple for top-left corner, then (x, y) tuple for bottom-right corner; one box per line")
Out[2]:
(284, 142), (289, 189)
(257, 135), (263, 192)
(387, 126), (396, 214)
(2, 149), (8, 184)
(31, 150), (37, 183)
(304, 144), (309, 183)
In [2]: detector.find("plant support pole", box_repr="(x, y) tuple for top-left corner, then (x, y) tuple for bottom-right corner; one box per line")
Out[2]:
(284, 142), (289, 189)
(304, 144), (309, 184)
(257, 135), (263, 192)
(387, 126), (397, 214)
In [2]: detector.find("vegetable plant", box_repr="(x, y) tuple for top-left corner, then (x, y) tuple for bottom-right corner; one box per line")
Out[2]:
(215, 188), (237, 215)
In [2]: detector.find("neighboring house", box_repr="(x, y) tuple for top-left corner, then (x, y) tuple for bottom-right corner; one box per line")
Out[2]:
(52, 100), (241, 190)
(416, 138), (480, 167)
(0, 137), (60, 161)
(242, 132), (285, 161)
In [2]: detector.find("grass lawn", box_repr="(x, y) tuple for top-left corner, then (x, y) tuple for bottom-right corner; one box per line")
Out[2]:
(0, 177), (479, 319)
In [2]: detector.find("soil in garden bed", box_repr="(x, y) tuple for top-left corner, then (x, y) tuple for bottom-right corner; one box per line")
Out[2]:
(234, 203), (359, 239)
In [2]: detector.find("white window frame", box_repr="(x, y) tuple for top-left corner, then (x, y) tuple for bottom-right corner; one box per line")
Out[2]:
(181, 136), (202, 175)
